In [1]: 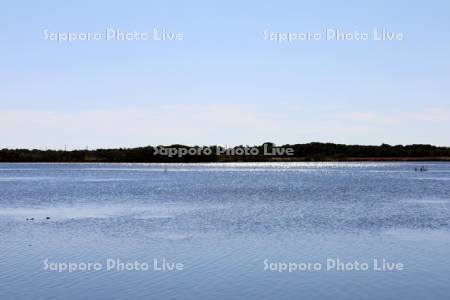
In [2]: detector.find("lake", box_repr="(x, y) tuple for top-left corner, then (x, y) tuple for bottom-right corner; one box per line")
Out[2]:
(0, 162), (449, 299)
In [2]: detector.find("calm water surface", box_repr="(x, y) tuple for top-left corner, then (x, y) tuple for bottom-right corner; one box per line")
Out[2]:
(0, 162), (449, 299)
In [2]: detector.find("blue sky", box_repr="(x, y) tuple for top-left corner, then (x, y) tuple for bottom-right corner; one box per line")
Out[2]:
(1, 0), (449, 149)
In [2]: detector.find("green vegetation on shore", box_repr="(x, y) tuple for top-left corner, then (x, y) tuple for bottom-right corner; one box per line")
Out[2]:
(1, 143), (450, 162)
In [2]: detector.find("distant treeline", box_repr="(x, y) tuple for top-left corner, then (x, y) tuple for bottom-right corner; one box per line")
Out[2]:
(1, 143), (450, 162)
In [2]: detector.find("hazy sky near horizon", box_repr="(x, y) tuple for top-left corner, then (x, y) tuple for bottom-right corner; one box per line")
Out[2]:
(1, 0), (449, 149)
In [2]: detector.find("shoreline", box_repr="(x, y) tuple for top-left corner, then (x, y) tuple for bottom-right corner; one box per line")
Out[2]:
(0, 158), (449, 163)
(2, 143), (450, 163)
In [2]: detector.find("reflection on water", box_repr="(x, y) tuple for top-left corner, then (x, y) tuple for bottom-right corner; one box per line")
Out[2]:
(0, 162), (450, 299)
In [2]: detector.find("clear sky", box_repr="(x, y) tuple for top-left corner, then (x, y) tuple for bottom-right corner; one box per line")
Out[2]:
(1, 0), (449, 149)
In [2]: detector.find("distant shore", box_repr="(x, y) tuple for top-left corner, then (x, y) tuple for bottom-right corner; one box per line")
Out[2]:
(1, 143), (450, 163)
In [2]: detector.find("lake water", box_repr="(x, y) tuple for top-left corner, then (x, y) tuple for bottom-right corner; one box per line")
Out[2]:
(0, 162), (449, 299)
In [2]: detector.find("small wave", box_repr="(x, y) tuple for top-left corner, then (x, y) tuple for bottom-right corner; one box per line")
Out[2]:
(412, 177), (450, 181)
(403, 199), (449, 204)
